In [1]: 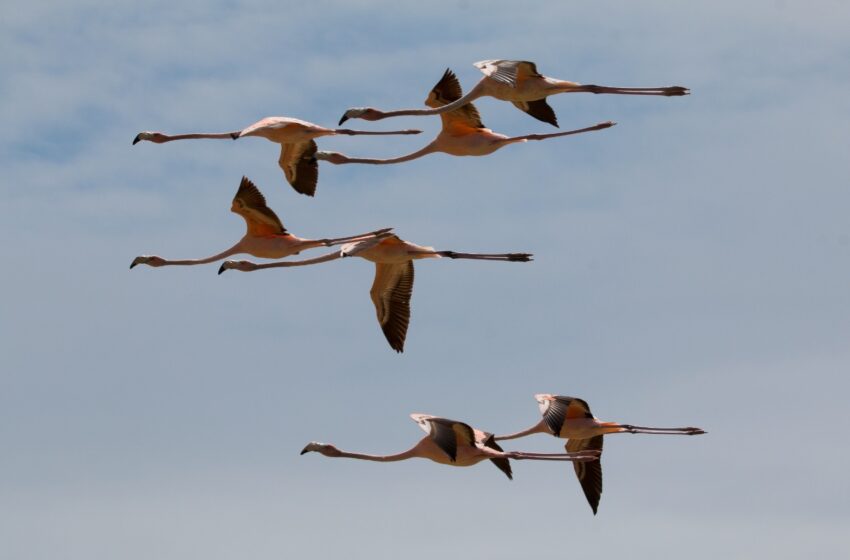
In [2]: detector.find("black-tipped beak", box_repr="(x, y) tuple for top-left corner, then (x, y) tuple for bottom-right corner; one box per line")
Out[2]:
(338, 114), (349, 126)
(217, 264), (227, 275)
(300, 446), (310, 455)
(132, 134), (141, 145)
(129, 259), (139, 269)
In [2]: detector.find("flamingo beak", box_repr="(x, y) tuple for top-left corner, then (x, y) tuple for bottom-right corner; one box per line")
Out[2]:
(132, 134), (142, 145)
(338, 114), (349, 126)
(300, 445), (311, 455)
(217, 264), (227, 275)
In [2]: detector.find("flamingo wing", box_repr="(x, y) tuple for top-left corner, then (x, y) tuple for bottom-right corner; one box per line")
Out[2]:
(480, 432), (513, 480)
(279, 140), (319, 197)
(369, 261), (414, 353)
(427, 68), (485, 131)
(542, 396), (594, 435)
(474, 59), (541, 88)
(230, 176), (287, 236)
(425, 417), (476, 462)
(511, 98), (559, 127)
(567, 435), (604, 514)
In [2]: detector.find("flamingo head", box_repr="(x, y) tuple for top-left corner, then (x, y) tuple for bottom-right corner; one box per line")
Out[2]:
(338, 107), (382, 125)
(132, 131), (168, 145)
(300, 442), (341, 457)
(130, 255), (166, 269)
(217, 260), (258, 275)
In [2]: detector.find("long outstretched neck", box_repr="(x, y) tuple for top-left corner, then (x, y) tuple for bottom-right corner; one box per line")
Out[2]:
(435, 251), (532, 262)
(332, 447), (420, 462)
(379, 80), (487, 118)
(254, 250), (343, 269)
(613, 423), (706, 435)
(152, 244), (242, 266)
(141, 132), (239, 143)
(326, 144), (437, 165)
(494, 420), (550, 441)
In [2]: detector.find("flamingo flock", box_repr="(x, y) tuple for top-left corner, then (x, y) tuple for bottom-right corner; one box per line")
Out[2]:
(131, 59), (700, 512)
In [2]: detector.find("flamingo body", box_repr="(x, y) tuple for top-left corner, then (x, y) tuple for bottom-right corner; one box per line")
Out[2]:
(235, 117), (335, 142)
(473, 60), (580, 102)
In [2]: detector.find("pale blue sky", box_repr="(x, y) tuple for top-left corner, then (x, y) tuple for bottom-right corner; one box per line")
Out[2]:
(2, 1), (849, 559)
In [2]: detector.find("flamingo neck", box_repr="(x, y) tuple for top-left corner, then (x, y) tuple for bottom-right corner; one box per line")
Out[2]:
(159, 132), (237, 142)
(251, 250), (343, 270)
(159, 243), (242, 266)
(339, 143), (437, 165)
(334, 446), (420, 462)
(379, 80), (487, 118)
(494, 419), (550, 441)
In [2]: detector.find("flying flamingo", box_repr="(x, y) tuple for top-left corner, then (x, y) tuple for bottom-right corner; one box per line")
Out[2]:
(495, 394), (706, 514)
(318, 69), (614, 167)
(130, 176), (392, 270)
(301, 413), (602, 479)
(132, 117), (421, 196)
(218, 233), (531, 352)
(339, 59), (689, 127)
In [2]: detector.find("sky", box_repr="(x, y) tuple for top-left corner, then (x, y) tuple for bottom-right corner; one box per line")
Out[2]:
(2, 1), (850, 558)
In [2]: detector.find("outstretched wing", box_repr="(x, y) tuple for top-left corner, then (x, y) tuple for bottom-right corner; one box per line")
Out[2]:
(426, 417), (476, 462)
(567, 435), (604, 514)
(474, 59), (541, 88)
(511, 98), (559, 127)
(542, 396), (594, 436)
(279, 140), (319, 197)
(369, 261), (414, 353)
(480, 432), (513, 480)
(426, 68), (485, 131)
(230, 176), (286, 236)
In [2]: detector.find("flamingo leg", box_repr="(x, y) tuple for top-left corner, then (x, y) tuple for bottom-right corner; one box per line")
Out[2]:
(505, 121), (615, 144)
(563, 85), (689, 96)
(430, 251), (533, 262)
(317, 228), (395, 247)
(334, 128), (422, 136)
(617, 425), (706, 435)
(507, 451), (600, 462)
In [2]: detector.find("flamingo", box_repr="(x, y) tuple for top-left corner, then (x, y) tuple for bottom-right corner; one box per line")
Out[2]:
(318, 69), (614, 167)
(132, 117), (421, 196)
(218, 234), (532, 352)
(339, 59), (689, 127)
(495, 394), (706, 514)
(301, 413), (602, 479)
(130, 176), (392, 270)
